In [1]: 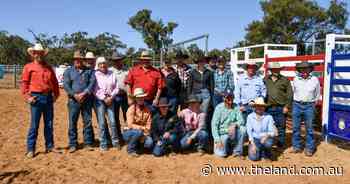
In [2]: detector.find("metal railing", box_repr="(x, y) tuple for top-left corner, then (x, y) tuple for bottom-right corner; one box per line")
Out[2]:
(0, 65), (23, 89)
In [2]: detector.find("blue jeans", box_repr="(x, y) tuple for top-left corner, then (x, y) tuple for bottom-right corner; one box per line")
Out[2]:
(95, 99), (119, 148)
(241, 104), (254, 126)
(123, 129), (154, 153)
(197, 89), (211, 114)
(214, 128), (245, 157)
(212, 93), (224, 108)
(180, 130), (209, 151)
(114, 94), (128, 139)
(27, 93), (54, 152)
(68, 98), (94, 148)
(153, 134), (179, 157)
(267, 106), (286, 147)
(292, 102), (316, 152)
(167, 96), (179, 114)
(248, 138), (274, 161)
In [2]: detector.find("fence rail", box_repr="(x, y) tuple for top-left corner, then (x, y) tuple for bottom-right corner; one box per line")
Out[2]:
(0, 65), (23, 89)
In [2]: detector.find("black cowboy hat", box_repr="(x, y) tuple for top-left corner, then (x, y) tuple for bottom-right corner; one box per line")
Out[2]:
(186, 94), (202, 104)
(157, 97), (171, 107)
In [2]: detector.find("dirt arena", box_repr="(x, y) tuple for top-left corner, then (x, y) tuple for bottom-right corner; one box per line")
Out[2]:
(0, 88), (349, 184)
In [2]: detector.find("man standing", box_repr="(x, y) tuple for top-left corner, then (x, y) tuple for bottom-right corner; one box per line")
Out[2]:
(21, 43), (60, 158)
(125, 51), (164, 113)
(63, 51), (96, 153)
(292, 62), (320, 157)
(264, 62), (293, 149)
(213, 58), (234, 107)
(211, 92), (244, 158)
(234, 62), (266, 123)
(109, 52), (128, 141)
(173, 52), (191, 110)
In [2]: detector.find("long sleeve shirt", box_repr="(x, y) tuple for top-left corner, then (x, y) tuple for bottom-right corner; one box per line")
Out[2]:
(211, 103), (244, 142)
(126, 104), (152, 135)
(109, 67), (128, 92)
(264, 74), (293, 107)
(234, 74), (266, 105)
(246, 112), (277, 142)
(94, 70), (119, 100)
(63, 66), (96, 97)
(21, 62), (59, 100)
(188, 68), (214, 95)
(151, 111), (183, 142)
(161, 68), (182, 97)
(178, 108), (206, 139)
(214, 69), (234, 94)
(293, 75), (320, 103)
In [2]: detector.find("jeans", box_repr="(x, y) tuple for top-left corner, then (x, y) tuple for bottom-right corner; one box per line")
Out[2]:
(197, 89), (211, 114)
(67, 98), (94, 148)
(292, 102), (316, 152)
(248, 138), (274, 161)
(214, 127), (245, 157)
(212, 93), (224, 108)
(241, 104), (254, 126)
(27, 93), (54, 152)
(152, 134), (179, 157)
(267, 106), (286, 147)
(95, 99), (119, 148)
(180, 130), (209, 151)
(123, 129), (154, 153)
(114, 94), (128, 140)
(167, 96), (179, 114)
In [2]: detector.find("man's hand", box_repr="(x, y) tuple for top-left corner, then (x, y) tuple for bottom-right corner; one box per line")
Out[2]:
(74, 94), (83, 103)
(157, 141), (162, 146)
(260, 135), (269, 144)
(239, 106), (245, 112)
(186, 137), (193, 145)
(104, 97), (113, 106)
(163, 132), (171, 139)
(127, 95), (134, 105)
(215, 141), (224, 149)
(152, 98), (159, 106)
(27, 96), (37, 104)
(283, 107), (289, 114)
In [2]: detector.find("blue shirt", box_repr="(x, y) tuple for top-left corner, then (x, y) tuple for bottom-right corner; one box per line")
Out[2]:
(214, 69), (234, 94)
(246, 112), (276, 141)
(234, 74), (266, 105)
(63, 66), (96, 97)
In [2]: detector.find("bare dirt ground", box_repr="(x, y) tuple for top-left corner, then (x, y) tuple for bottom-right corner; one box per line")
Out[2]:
(0, 88), (349, 184)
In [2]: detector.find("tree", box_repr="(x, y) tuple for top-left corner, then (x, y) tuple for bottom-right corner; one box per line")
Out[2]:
(186, 44), (204, 63)
(241, 0), (349, 54)
(0, 31), (31, 65)
(128, 9), (178, 55)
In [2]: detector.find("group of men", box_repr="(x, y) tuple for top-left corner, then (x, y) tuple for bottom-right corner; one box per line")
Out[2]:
(21, 43), (320, 161)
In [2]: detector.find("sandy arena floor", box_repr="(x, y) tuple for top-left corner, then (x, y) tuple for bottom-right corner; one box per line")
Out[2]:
(0, 89), (349, 184)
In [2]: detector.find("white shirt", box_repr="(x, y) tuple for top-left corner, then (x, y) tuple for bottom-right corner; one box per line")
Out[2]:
(109, 67), (129, 92)
(293, 75), (320, 102)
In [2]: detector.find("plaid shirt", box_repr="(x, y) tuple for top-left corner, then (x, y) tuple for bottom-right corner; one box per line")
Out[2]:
(214, 69), (234, 94)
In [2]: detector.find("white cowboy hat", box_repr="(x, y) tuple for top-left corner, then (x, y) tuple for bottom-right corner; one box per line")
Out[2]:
(27, 43), (49, 56)
(95, 57), (108, 69)
(138, 51), (152, 60)
(133, 88), (148, 98)
(85, 52), (96, 59)
(252, 97), (268, 107)
(268, 62), (282, 69)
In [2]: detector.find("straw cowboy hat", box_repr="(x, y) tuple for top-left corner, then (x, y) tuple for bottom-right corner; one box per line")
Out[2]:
(296, 62), (314, 72)
(242, 61), (262, 70)
(133, 88), (148, 98)
(110, 52), (125, 61)
(186, 94), (202, 104)
(268, 62), (282, 69)
(157, 97), (171, 107)
(73, 51), (84, 59)
(252, 97), (268, 107)
(138, 51), (152, 60)
(27, 43), (49, 56)
(85, 52), (96, 60)
(95, 57), (107, 69)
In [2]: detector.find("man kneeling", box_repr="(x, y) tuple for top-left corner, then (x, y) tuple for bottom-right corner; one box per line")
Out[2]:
(211, 92), (245, 158)
(123, 88), (153, 157)
(151, 98), (183, 157)
(247, 97), (277, 161)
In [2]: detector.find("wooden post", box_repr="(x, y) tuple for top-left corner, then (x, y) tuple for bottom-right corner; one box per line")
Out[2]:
(14, 65), (17, 88)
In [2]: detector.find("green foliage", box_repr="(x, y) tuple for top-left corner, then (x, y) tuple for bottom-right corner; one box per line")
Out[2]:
(0, 31), (31, 65)
(128, 9), (178, 55)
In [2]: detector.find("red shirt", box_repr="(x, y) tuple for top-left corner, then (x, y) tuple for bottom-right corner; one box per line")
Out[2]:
(125, 66), (164, 100)
(21, 62), (60, 100)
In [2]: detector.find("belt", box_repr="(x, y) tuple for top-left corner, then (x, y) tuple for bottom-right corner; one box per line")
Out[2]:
(31, 91), (52, 96)
(294, 101), (314, 105)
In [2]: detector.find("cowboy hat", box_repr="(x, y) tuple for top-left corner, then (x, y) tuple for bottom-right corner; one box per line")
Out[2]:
(27, 43), (49, 56)
(110, 52), (125, 61)
(95, 57), (108, 69)
(252, 97), (268, 107)
(157, 97), (171, 107)
(186, 95), (202, 104)
(296, 62), (314, 71)
(241, 61), (262, 70)
(138, 51), (152, 60)
(85, 52), (96, 60)
(133, 88), (148, 98)
(73, 51), (84, 59)
(268, 62), (282, 69)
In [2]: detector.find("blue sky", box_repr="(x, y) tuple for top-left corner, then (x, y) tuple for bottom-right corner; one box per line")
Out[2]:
(1, 0), (349, 50)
